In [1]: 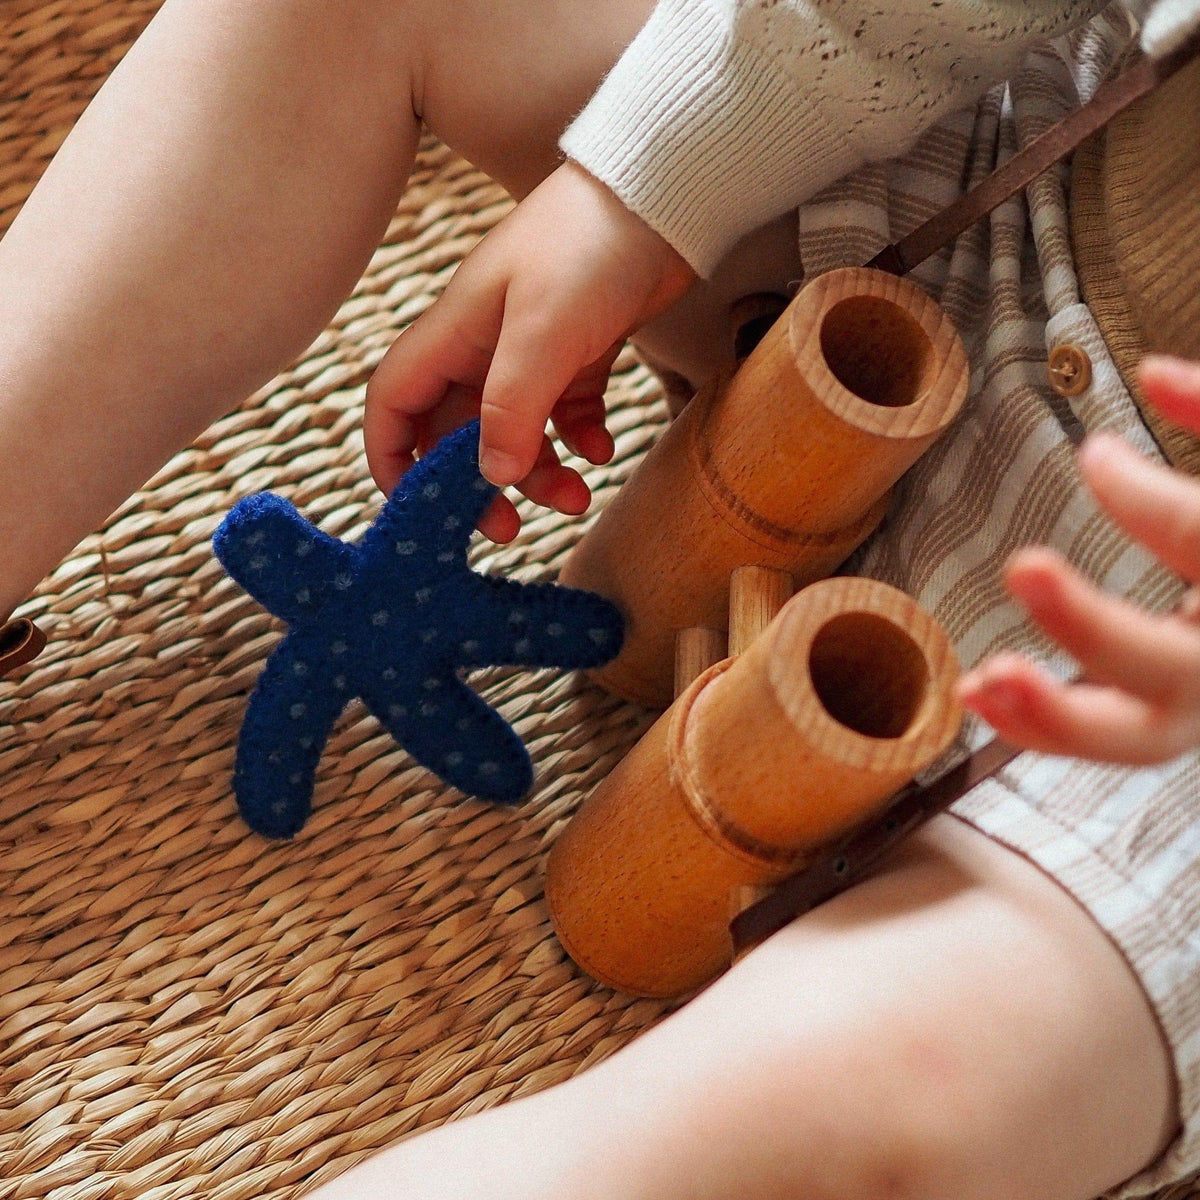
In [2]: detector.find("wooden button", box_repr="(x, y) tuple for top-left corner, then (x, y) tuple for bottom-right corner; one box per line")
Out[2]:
(1047, 343), (1092, 397)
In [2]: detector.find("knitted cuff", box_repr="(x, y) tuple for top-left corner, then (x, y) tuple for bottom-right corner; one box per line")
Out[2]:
(560, 0), (855, 278)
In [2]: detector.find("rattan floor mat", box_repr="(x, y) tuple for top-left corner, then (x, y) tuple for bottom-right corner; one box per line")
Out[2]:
(1, 8), (670, 1194)
(2, 5), (1198, 1199)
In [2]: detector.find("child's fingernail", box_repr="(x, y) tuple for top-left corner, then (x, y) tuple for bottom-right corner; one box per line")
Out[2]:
(956, 670), (983, 700)
(480, 449), (520, 486)
(959, 672), (1016, 712)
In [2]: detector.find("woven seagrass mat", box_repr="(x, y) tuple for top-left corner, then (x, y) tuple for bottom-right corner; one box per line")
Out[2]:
(0, 5), (671, 1197)
(2, 5), (1199, 1200)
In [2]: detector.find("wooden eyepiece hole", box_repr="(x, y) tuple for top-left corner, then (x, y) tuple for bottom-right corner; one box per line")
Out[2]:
(818, 295), (935, 408)
(808, 613), (929, 739)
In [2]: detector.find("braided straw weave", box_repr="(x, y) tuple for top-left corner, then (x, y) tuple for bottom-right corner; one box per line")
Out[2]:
(1, 6), (1198, 1200)
(0, 5), (672, 1197)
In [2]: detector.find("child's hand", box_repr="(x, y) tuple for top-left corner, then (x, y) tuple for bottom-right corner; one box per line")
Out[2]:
(363, 160), (696, 543)
(959, 356), (1200, 764)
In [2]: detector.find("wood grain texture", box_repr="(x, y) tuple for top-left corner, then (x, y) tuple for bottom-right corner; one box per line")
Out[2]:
(545, 577), (963, 998)
(728, 566), (793, 658)
(560, 267), (969, 707)
(673, 627), (726, 698)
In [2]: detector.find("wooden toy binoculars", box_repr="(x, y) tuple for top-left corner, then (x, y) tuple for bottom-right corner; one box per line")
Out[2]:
(547, 266), (971, 996)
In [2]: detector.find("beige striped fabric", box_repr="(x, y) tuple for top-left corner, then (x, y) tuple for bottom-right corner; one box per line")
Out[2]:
(787, 7), (1200, 1194)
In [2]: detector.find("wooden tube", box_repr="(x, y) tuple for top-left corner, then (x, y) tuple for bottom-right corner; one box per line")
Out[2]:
(545, 577), (962, 998)
(675, 627), (727, 697)
(559, 267), (969, 708)
(729, 566), (793, 657)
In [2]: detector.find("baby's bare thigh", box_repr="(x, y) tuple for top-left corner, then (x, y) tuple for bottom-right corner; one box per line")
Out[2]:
(580, 816), (1178, 1200)
(412, 0), (803, 391)
(412, 0), (657, 199)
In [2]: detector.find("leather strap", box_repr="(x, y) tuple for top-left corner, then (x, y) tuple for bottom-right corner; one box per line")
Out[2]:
(732, 33), (1200, 952)
(0, 618), (46, 681)
(731, 737), (1020, 950)
(867, 31), (1200, 277)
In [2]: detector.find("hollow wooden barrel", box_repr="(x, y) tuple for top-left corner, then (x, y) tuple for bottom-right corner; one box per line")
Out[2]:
(560, 267), (969, 708)
(545, 577), (963, 998)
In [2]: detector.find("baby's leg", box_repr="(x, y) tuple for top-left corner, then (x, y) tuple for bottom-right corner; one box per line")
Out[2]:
(308, 816), (1175, 1200)
(3, 0), (648, 618)
(593, 815), (1177, 1200)
(0, 0), (663, 612)
(0, 0), (428, 615)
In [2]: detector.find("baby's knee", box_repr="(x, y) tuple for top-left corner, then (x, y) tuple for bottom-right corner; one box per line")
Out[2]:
(621, 987), (967, 1200)
(749, 1024), (965, 1200)
(658, 927), (1009, 1200)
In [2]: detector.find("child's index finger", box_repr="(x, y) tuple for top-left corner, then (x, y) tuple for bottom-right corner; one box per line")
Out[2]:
(478, 311), (584, 488)
(1139, 354), (1200, 433)
(1078, 432), (1200, 586)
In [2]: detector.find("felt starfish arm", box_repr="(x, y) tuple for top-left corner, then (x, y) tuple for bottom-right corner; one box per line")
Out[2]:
(214, 493), (358, 624)
(360, 676), (533, 805)
(232, 639), (349, 839)
(458, 576), (624, 671)
(359, 420), (496, 571)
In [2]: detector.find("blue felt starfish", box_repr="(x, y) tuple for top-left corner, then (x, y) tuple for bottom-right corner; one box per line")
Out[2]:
(214, 420), (623, 839)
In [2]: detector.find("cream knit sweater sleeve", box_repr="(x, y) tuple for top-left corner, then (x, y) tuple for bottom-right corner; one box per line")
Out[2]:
(560, 0), (1108, 276)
